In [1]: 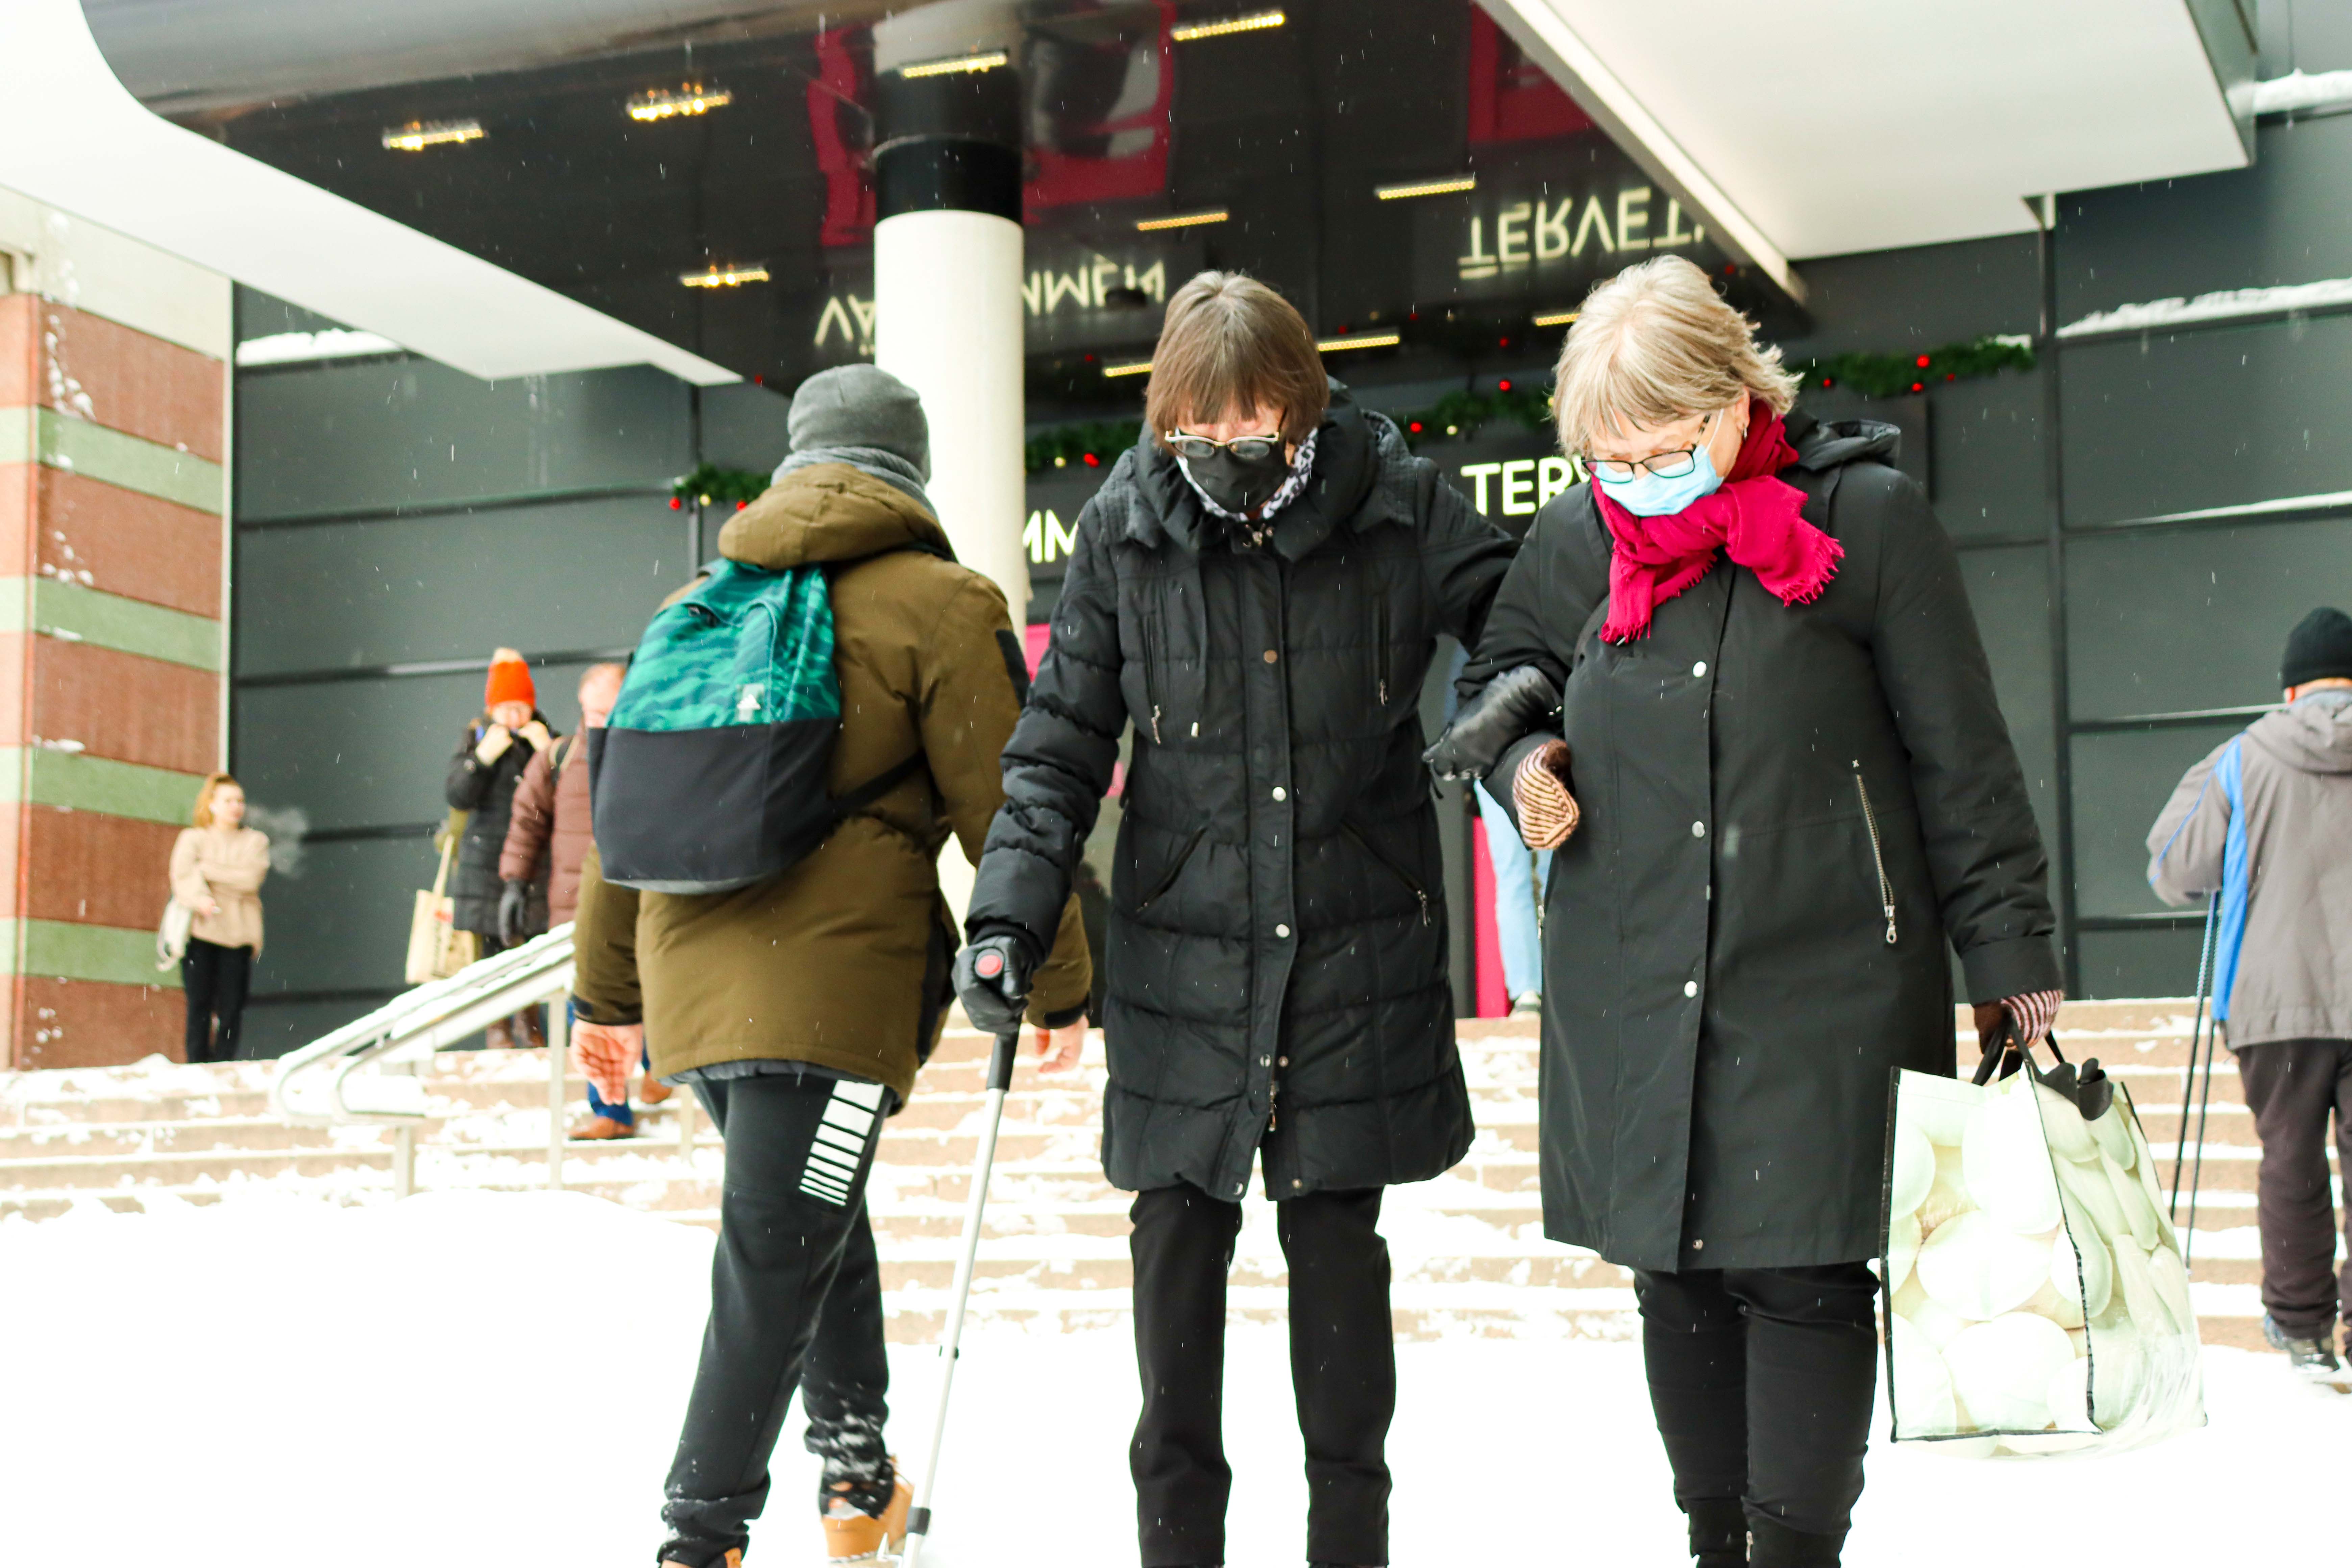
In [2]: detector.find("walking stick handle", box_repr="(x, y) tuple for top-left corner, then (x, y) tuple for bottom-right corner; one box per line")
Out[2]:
(987, 1025), (1020, 1093)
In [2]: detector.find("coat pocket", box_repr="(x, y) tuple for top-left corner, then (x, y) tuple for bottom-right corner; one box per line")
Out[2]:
(1341, 821), (1432, 927)
(1135, 826), (1207, 912)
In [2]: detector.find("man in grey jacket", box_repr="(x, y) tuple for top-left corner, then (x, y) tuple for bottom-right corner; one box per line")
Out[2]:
(2148, 606), (2352, 1380)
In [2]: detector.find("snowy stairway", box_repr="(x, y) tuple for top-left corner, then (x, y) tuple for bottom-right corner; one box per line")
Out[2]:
(0, 1002), (2305, 1349)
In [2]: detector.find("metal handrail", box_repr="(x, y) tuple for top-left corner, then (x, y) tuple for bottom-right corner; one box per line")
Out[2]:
(270, 924), (580, 1196)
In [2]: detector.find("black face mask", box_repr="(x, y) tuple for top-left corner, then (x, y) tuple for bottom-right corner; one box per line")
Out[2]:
(1181, 447), (1291, 516)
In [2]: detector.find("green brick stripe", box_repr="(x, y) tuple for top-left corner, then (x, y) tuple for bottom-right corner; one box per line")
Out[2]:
(0, 406), (224, 514)
(0, 919), (182, 987)
(0, 578), (223, 671)
(0, 748), (207, 826)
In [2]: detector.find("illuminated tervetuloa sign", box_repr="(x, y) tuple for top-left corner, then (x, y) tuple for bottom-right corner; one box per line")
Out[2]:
(1414, 144), (1727, 308)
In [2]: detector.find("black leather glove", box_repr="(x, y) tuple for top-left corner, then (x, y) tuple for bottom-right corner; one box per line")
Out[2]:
(497, 879), (529, 945)
(1423, 665), (1562, 782)
(953, 933), (1033, 1035)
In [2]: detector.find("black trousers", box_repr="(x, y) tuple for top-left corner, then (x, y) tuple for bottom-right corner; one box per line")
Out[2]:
(1633, 1263), (1878, 1555)
(2235, 1038), (2352, 1339)
(180, 938), (252, 1063)
(660, 1072), (893, 1566)
(1129, 1182), (1394, 1568)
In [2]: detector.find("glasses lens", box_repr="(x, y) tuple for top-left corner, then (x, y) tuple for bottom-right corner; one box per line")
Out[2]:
(1169, 437), (1218, 461)
(1229, 438), (1280, 461)
(1590, 459), (1637, 483)
(1645, 450), (1698, 480)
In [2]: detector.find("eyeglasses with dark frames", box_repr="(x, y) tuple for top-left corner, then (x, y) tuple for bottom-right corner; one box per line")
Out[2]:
(1581, 408), (1721, 484)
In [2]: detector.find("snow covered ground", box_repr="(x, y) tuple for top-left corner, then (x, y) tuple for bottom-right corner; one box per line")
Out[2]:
(0, 1189), (2339, 1566)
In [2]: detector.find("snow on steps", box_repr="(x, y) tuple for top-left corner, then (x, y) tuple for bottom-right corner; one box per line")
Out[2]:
(0, 1002), (2312, 1351)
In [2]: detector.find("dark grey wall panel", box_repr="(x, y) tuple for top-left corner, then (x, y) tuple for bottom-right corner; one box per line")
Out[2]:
(1777, 235), (2039, 356)
(701, 381), (794, 473)
(2077, 927), (2209, 1004)
(2068, 723), (2240, 920)
(236, 667), (604, 832)
(237, 494), (688, 678)
(1957, 545), (2059, 873)
(2061, 314), (2352, 525)
(1773, 235), (2045, 544)
(2060, 113), (2352, 321)
(2066, 517), (2352, 718)
(1932, 369), (2053, 542)
(239, 999), (381, 1062)
(251, 837), (441, 1001)
(238, 360), (692, 521)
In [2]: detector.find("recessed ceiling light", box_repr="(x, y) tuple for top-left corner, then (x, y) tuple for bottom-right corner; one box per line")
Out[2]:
(901, 50), (1010, 79)
(681, 265), (771, 289)
(1172, 10), (1286, 42)
(1375, 174), (1476, 200)
(382, 119), (484, 152)
(1135, 210), (1229, 231)
(628, 83), (733, 122)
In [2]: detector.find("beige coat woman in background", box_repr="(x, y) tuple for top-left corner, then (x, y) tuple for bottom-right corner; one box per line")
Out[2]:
(169, 774), (271, 1063)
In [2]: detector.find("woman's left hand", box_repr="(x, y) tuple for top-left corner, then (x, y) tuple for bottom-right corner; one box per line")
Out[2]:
(1032, 1016), (1088, 1074)
(518, 720), (554, 753)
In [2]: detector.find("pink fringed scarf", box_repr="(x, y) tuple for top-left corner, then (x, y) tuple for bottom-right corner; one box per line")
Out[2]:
(1593, 400), (1842, 642)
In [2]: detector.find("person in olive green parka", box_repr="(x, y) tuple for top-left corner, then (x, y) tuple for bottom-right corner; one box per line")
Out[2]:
(568, 365), (1088, 1568)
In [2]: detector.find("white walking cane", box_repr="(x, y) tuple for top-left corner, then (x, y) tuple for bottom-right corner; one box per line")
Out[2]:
(900, 1023), (1021, 1568)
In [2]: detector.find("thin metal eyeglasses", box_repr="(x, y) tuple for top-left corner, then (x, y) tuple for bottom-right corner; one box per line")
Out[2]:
(1581, 408), (1720, 483)
(1165, 430), (1284, 463)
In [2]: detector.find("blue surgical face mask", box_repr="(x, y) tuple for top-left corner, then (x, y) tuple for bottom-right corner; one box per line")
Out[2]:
(1594, 440), (1725, 517)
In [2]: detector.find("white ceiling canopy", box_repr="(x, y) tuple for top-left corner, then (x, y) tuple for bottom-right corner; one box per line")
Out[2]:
(0, 0), (736, 385)
(1482, 0), (2256, 267)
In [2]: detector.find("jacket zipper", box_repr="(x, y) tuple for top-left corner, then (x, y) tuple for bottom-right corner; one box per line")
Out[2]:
(1135, 827), (1206, 911)
(1342, 822), (1432, 927)
(1143, 612), (1163, 744)
(1375, 598), (1390, 708)
(1852, 766), (1897, 946)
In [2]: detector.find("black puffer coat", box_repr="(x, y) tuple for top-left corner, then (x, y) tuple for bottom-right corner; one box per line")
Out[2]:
(444, 715), (553, 937)
(1465, 411), (2061, 1272)
(969, 390), (1517, 1200)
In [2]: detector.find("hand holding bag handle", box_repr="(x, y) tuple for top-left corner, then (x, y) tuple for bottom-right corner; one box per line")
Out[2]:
(1972, 1016), (2114, 1122)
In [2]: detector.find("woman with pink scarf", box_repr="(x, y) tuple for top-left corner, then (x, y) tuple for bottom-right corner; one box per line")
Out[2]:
(1445, 256), (2062, 1568)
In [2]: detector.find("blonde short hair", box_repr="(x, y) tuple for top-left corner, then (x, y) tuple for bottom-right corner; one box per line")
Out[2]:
(1553, 255), (1799, 453)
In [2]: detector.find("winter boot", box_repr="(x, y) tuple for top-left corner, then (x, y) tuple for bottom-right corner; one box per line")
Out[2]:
(2263, 1313), (2345, 1380)
(569, 1114), (638, 1140)
(821, 1456), (911, 1561)
(640, 1074), (675, 1106)
(1685, 1498), (1746, 1566)
(483, 1019), (516, 1051)
(516, 1008), (547, 1051)
(660, 1551), (741, 1568)
(1745, 1516), (1843, 1568)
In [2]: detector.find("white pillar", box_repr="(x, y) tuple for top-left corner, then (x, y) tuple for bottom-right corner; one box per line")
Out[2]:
(874, 208), (1029, 623)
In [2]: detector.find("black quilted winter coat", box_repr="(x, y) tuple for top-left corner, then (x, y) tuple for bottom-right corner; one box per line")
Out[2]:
(966, 389), (1517, 1200)
(1464, 411), (2062, 1272)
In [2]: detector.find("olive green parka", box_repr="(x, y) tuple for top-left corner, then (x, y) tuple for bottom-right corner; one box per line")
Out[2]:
(571, 464), (1090, 1103)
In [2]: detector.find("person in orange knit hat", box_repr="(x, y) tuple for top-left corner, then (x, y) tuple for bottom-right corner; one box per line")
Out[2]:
(444, 647), (556, 1046)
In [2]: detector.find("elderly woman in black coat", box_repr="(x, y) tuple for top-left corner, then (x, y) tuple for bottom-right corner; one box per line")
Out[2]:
(958, 270), (1515, 1568)
(1451, 255), (2063, 1568)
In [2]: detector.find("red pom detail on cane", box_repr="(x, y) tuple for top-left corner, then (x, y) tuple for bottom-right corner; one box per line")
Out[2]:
(976, 951), (1004, 979)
